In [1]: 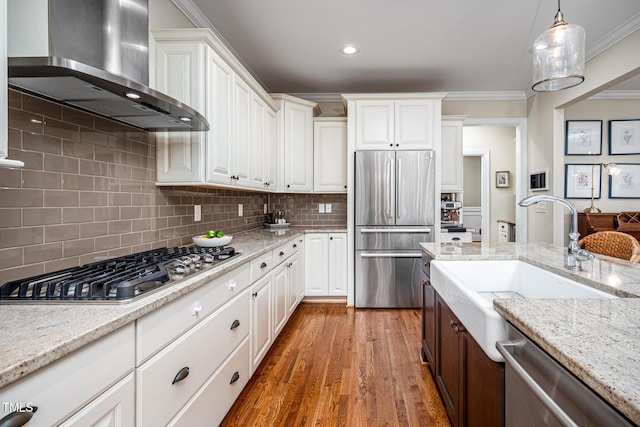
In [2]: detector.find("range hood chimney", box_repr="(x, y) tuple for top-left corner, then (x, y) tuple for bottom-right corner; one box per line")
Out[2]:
(7, 0), (208, 132)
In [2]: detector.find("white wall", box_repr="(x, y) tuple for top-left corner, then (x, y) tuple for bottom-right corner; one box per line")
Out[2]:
(463, 126), (517, 242)
(149, 0), (195, 29)
(463, 156), (481, 206)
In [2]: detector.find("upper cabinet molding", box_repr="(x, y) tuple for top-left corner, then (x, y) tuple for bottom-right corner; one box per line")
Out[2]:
(342, 92), (447, 102)
(152, 28), (278, 112)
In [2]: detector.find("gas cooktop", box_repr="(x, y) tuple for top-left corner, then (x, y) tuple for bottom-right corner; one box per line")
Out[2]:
(0, 246), (238, 303)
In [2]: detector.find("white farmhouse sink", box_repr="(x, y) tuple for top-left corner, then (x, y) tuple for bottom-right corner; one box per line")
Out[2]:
(430, 260), (616, 362)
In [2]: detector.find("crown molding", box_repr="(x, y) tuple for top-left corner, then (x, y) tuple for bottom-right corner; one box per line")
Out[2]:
(586, 12), (640, 60)
(588, 90), (640, 100)
(443, 92), (527, 101)
(289, 93), (344, 103)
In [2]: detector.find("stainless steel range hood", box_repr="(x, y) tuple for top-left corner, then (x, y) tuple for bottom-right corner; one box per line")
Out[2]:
(7, 0), (208, 132)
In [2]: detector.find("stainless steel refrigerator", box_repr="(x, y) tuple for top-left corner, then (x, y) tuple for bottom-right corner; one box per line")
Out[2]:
(355, 150), (435, 308)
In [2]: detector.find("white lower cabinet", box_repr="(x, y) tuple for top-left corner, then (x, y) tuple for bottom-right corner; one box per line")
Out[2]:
(168, 338), (250, 427)
(59, 373), (135, 427)
(136, 290), (250, 427)
(0, 325), (135, 426)
(272, 262), (289, 338)
(304, 233), (347, 296)
(250, 274), (273, 373)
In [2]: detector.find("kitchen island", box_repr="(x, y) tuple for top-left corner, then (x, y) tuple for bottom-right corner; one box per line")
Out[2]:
(421, 241), (640, 425)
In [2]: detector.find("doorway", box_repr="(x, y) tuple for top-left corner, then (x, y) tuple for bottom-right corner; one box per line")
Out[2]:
(462, 150), (489, 243)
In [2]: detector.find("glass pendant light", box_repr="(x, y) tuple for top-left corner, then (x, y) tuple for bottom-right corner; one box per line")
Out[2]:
(532, 0), (586, 92)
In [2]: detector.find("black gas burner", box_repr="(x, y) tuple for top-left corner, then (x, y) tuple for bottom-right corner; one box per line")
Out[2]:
(0, 246), (237, 303)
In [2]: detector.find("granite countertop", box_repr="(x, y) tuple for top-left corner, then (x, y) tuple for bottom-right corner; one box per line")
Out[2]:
(421, 241), (640, 425)
(0, 227), (346, 389)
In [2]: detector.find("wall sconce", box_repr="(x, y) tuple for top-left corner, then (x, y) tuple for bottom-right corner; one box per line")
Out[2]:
(585, 163), (621, 213)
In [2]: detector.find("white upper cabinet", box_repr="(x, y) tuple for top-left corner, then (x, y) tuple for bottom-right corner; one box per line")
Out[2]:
(314, 119), (347, 193)
(348, 95), (444, 151)
(152, 29), (278, 192)
(441, 116), (465, 192)
(232, 77), (252, 187)
(154, 41), (206, 182)
(205, 48), (233, 185)
(272, 94), (316, 193)
(355, 100), (394, 149)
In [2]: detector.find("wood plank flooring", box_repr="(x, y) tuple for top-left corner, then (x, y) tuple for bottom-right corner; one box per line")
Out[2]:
(221, 303), (450, 426)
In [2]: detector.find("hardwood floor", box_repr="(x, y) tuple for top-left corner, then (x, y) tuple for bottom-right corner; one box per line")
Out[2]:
(221, 303), (450, 426)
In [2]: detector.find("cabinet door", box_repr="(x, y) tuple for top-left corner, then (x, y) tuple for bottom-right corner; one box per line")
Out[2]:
(288, 252), (301, 314)
(422, 271), (436, 376)
(205, 48), (233, 185)
(264, 107), (277, 190)
(233, 78), (252, 186)
(250, 94), (266, 188)
(314, 121), (347, 192)
(461, 331), (505, 427)
(355, 100), (394, 150)
(327, 233), (347, 296)
(284, 102), (313, 192)
(59, 373), (135, 427)
(272, 263), (288, 338)
(155, 41), (205, 182)
(436, 294), (462, 427)
(395, 100), (435, 150)
(304, 234), (328, 295)
(250, 275), (272, 374)
(441, 118), (464, 191)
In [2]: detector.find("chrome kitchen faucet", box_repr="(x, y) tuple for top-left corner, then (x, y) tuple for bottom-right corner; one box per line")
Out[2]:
(518, 195), (595, 271)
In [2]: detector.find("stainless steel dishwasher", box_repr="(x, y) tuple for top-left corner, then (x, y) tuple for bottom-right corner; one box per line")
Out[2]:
(496, 324), (633, 427)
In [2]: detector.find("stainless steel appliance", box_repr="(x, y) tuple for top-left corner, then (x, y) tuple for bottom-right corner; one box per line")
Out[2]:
(0, 246), (238, 303)
(497, 324), (633, 427)
(355, 150), (435, 308)
(7, 0), (208, 131)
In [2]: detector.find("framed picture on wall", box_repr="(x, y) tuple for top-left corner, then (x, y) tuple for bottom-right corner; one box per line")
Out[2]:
(496, 171), (510, 188)
(609, 120), (640, 155)
(565, 164), (601, 199)
(565, 120), (602, 155)
(609, 163), (640, 198)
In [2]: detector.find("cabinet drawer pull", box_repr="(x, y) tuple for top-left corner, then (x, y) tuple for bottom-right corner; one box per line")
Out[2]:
(230, 371), (240, 384)
(0, 407), (38, 426)
(230, 319), (240, 330)
(451, 237), (460, 241)
(293, 243), (297, 248)
(260, 262), (268, 269)
(279, 251), (285, 257)
(252, 292), (258, 297)
(172, 367), (190, 385)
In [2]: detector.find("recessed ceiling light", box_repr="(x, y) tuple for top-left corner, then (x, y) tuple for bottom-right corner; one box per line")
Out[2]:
(179, 116), (192, 122)
(342, 45), (359, 55)
(125, 92), (141, 99)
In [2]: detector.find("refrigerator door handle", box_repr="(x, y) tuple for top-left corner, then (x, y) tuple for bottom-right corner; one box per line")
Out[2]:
(396, 157), (402, 219)
(387, 157), (394, 220)
(360, 228), (432, 233)
(359, 253), (422, 258)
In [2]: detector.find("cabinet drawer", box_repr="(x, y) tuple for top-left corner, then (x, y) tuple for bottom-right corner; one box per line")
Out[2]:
(59, 372), (135, 426)
(272, 240), (295, 266)
(250, 251), (273, 282)
(137, 264), (250, 364)
(0, 324), (134, 426)
(136, 290), (250, 427)
(441, 232), (472, 243)
(168, 338), (250, 426)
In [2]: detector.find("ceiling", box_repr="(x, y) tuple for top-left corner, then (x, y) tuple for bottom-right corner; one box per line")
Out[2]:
(175, 0), (640, 97)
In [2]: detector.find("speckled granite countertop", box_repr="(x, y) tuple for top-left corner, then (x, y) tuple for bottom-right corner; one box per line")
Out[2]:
(421, 242), (640, 425)
(0, 227), (346, 389)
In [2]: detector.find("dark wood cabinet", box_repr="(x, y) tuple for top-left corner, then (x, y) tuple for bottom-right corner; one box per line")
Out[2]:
(421, 253), (436, 376)
(578, 212), (640, 241)
(426, 285), (504, 427)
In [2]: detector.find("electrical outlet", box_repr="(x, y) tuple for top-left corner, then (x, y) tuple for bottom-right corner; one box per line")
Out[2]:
(325, 203), (332, 213)
(194, 205), (201, 222)
(318, 203), (325, 213)
(238, 204), (243, 217)
(535, 202), (546, 213)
